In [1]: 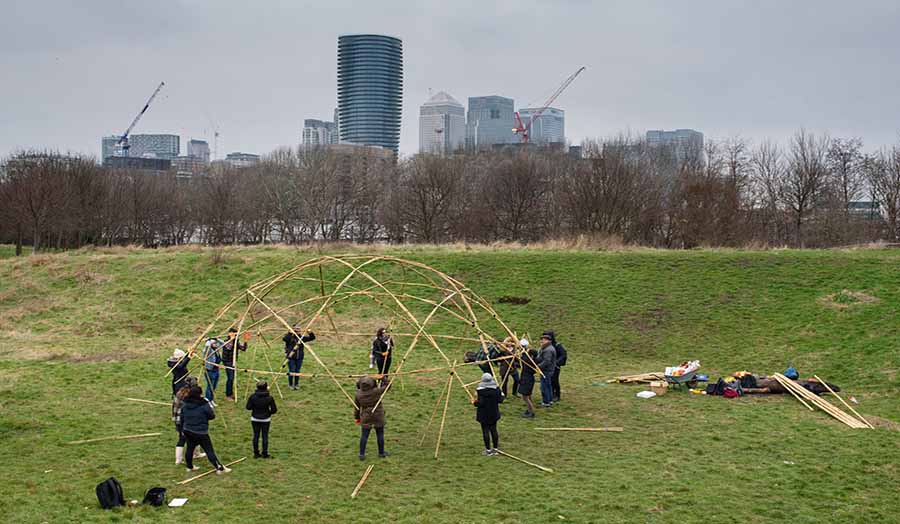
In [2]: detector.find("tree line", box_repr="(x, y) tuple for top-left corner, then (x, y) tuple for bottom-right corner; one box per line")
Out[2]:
(2, 130), (899, 254)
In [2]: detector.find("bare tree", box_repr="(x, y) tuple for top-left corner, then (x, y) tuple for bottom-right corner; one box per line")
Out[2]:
(866, 145), (900, 241)
(782, 130), (831, 246)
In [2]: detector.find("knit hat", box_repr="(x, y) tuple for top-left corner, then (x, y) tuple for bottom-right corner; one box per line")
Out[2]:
(172, 348), (186, 359)
(519, 338), (529, 348)
(477, 372), (498, 390)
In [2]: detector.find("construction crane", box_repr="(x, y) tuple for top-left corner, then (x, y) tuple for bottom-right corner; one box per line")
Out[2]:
(116, 81), (165, 156)
(513, 66), (585, 143)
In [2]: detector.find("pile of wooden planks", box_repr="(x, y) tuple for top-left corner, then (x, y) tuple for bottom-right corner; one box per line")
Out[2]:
(772, 373), (873, 429)
(607, 372), (665, 384)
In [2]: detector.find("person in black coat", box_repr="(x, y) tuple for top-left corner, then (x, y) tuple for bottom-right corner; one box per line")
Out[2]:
(181, 386), (230, 474)
(518, 347), (538, 418)
(473, 373), (504, 455)
(283, 327), (316, 390)
(245, 380), (278, 458)
(166, 348), (190, 397)
(548, 331), (568, 402)
(222, 328), (247, 401)
(371, 327), (393, 385)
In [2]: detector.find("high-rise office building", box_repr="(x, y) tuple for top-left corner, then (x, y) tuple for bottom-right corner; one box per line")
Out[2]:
(187, 139), (210, 163)
(516, 107), (565, 145)
(646, 129), (704, 161)
(419, 91), (465, 155)
(302, 119), (338, 147)
(466, 96), (516, 149)
(337, 34), (403, 154)
(101, 136), (119, 164)
(225, 152), (260, 168)
(126, 134), (180, 159)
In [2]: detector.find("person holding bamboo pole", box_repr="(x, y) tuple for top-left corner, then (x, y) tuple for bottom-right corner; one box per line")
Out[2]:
(166, 348), (191, 397)
(354, 375), (389, 460)
(181, 385), (231, 474)
(371, 327), (393, 386)
(283, 326), (316, 390)
(518, 348), (539, 418)
(473, 373), (503, 455)
(172, 376), (198, 465)
(222, 328), (248, 401)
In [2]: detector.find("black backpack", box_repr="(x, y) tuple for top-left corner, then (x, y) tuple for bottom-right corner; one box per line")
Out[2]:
(96, 477), (125, 509)
(143, 487), (167, 507)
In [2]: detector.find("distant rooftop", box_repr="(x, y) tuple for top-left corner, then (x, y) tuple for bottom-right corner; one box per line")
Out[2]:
(423, 91), (462, 107)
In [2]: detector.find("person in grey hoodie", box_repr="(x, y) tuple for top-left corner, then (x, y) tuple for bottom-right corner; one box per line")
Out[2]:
(181, 385), (231, 474)
(537, 332), (557, 407)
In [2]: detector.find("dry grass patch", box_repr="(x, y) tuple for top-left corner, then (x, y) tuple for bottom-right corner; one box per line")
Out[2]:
(820, 289), (879, 310)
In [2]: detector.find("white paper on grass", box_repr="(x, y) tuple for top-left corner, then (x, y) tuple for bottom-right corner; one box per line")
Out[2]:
(168, 498), (188, 507)
(636, 391), (656, 399)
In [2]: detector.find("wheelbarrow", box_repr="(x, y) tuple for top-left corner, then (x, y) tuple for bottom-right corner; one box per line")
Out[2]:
(664, 370), (701, 390)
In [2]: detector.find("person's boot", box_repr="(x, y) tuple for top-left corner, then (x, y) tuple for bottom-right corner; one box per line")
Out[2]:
(175, 446), (184, 465)
(194, 448), (206, 459)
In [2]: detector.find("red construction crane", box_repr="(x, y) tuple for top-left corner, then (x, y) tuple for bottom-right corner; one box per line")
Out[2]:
(116, 81), (166, 156)
(513, 66), (585, 143)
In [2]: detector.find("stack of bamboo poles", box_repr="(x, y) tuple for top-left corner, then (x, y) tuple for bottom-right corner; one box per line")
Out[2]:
(772, 373), (873, 429)
(607, 372), (665, 384)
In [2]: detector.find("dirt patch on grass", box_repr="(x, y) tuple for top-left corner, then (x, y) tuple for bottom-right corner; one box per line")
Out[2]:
(625, 306), (667, 333)
(72, 268), (112, 285)
(866, 415), (900, 431)
(66, 351), (134, 363)
(819, 289), (879, 310)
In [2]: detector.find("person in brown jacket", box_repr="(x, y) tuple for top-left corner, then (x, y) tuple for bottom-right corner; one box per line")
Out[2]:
(354, 375), (389, 460)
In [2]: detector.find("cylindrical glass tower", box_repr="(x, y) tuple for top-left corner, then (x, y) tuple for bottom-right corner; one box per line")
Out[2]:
(337, 34), (403, 154)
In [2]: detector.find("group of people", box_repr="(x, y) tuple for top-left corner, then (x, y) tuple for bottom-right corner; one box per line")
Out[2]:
(164, 325), (569, 464)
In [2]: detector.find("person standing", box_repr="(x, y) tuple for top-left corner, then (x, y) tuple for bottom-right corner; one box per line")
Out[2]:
(371, 328), (394, 385)
(283, 327), (316, 390)
(518, 348), (538, 418)
(172, 376), (198, 465)
(548, 331), (567, 402)
(222, 328), (248, 401)
(354, 376), (389, 460)
(167, 348), (191, 398)
(204, 338), (223, 402)
(473, 373), (503, 455)
(245, 380), (277, 458)
(499, 337), (521, 398)
(181, 385), (231, 474)
(537, 332), (557, 407)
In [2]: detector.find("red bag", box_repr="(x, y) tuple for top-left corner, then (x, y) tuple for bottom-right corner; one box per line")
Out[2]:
(723, 387), (740, 399)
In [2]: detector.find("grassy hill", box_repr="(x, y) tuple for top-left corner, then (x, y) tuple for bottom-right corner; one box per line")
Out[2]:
(1, 245), (898, 523)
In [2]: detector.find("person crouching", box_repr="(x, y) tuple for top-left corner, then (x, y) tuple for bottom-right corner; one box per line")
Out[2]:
(473, 373), (504, 455)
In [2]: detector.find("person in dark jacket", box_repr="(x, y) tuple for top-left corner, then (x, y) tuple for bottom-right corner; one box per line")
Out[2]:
(245, 380), (277, 458)
(203, 338), (224, 402)
(473, 373), (504, 455)
(166, 348), (190, 397)
(181, 385), (230, 474)
(172, 376), (199, 465)
(283, 327), (316, 390)
(371, 327), (393, 385)
(548, 331), (567, 402)
(499, 337), (521, 398)
(222, 328), (248, 401)
(353, 375), (389, 460)
(537, 332), (557, 407)
(518, 347), (538, 418)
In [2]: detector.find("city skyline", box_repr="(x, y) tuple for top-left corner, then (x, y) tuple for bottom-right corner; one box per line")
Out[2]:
(3, 1), (900, 160)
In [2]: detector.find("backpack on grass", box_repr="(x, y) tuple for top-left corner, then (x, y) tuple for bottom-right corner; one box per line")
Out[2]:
(96, 477), (125, 509)
(142, 487), (167, 507)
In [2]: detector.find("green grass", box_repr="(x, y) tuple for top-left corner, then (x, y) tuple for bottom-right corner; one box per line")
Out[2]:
(1, 245), (898, 523)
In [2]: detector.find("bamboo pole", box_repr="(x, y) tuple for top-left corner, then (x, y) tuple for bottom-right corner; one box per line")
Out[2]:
(419, 383), (447, 446)
(813, 375), (874, 429)
(535, 427), (624, 432)
(350, 464), (374, 499)
(67, 432), (161, 445)
(177, 457), (247, 485)
(434, 365), (455, 459)
(494, 449), (553, 473)
(124, 398), (169, 406)
(772, 374), (815, 411)
(774, 374), (867, 428)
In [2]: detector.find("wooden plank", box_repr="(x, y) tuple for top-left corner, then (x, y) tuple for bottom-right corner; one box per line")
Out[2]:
(813, 375), (874, 429)
(350, 464), (374, 499)
(494, 449), (553, 473)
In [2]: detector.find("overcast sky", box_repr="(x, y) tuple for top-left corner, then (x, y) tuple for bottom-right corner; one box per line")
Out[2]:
(2, 0), (899, 160)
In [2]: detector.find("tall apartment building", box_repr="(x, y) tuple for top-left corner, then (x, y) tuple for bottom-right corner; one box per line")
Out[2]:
(225, 152), (260, 168)
(187, 139), (210, 163)
(516, 107), (565, 145)
(337, 34), (403, 154)
(466, 96), (516, 149)
(101, 136), (119, 164)
(126, 134), (180, 159)
(646, 129), (704, 162)
(419, 92), (465, 155)
(302, 119), (338, 147)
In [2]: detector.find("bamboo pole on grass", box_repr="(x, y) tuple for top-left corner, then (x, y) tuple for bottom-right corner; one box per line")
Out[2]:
(535, 427), (624, 432)
(350, 464), (374, 499)
(774, 374), (867, 428)
(494, 449), (553, 473)
(434, 364), (455, 459)
(67, 432), (161, 445)
(177, 457), (247, 485)
(124, 398), (169, 406)
(772, 374), (814, 411)
(813, 375), (874, 429)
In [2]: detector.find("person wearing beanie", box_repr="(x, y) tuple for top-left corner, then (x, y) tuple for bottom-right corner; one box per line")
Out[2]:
(166, 348), (191, 397)
(371, 327), (394, 386)
(172, 376), (199, 465)
(353, 375), (389, 460)
(473, 372), (503, 455)
(222, 328), (248, 401)
(518, 347), (538, 418)
(547, 331), (568, 402)
(181, 385), (231, 474)
(245, 380), (278, 458)
(537, 332), (557, 407)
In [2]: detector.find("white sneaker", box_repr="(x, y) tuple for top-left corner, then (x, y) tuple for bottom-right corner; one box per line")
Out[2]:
(216, 466), (232, 474)
(186, 465), (200, 471)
